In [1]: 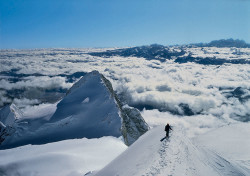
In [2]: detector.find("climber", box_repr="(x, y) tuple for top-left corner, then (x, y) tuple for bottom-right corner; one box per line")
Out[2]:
(165, 123), (172, 138)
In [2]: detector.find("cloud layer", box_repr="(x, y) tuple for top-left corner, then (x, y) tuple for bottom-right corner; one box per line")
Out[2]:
(0, 47), (250, 137)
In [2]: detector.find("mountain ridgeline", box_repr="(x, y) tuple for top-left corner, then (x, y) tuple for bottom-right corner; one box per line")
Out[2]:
(94, 126), (250, 176)
(0, 71), (149, 149)
(88, 39), (250, 65)
(193, 39), (250, 48)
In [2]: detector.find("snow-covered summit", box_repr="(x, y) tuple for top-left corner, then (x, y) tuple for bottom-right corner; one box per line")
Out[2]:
(94, 126), (249, 176)
(48, 70), (123, 138)
(0, 71), (148, 149)
(49, 70), (149, 145)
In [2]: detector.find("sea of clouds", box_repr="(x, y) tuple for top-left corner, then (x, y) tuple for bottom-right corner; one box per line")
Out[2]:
(0, 47), (250, 137)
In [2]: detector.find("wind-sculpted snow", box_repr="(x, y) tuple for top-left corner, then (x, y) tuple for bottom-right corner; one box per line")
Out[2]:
(0, 71), (148, 149)
(0, 136), (127, 176)
(95, 126), (250, 176)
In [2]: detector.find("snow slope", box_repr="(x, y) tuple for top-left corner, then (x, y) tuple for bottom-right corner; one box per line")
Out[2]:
(0, 136), (127, 176)
(49, 70), (123, 138)
(0, 71), (148, 149)
(95, 126), (249, 176)
(0, 71), (121, 148)
(195, 122), (250, 170)
(0, 104), (23, 126)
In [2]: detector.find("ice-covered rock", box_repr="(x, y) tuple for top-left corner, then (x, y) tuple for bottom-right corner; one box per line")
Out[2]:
(120, 105), (149, 145)
(100, 73), (149, 145)
(0, 71), (148, 149)
(0, 104), (23, 126)
(0, 124), (15, 145)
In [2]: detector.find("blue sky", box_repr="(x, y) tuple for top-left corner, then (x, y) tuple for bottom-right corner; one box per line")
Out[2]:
(0, 0), (249, 49)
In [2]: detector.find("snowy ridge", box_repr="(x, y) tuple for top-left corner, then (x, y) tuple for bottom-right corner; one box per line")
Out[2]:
(0, 104), (23, 126)
(0, 71), (148, 149)
(95, 126), (249, 176)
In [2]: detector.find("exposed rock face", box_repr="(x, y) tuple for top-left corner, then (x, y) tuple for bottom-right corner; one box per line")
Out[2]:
(120, 105), (149, 145)
(0, 124), (15, 145)
(0, 104), (22, 146)
(0, 71), (148, 149)
(100, 74), (149, 145)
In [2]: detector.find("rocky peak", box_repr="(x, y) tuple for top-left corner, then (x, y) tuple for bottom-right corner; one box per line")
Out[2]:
(0, 71), (148, 149)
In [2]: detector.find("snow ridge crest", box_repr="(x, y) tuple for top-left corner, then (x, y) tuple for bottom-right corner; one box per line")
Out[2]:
(0, 71), (148, 149)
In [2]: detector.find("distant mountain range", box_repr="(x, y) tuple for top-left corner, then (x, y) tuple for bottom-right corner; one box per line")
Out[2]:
(89, 44), (185, 61)
(88, 39), (250, 65)
(190, 39), (250, 48)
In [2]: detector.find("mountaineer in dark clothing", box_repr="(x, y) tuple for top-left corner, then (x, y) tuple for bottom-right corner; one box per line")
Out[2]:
(165, 123), (172, 137)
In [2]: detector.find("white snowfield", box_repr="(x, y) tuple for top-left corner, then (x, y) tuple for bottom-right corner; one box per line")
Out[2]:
(0, 136), (127, 176)
(95, 126), (250, 176)
(195, 122), (250, 170)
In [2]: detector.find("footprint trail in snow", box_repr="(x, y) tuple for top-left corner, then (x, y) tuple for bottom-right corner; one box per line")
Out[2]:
(95, 126), (250, 176)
